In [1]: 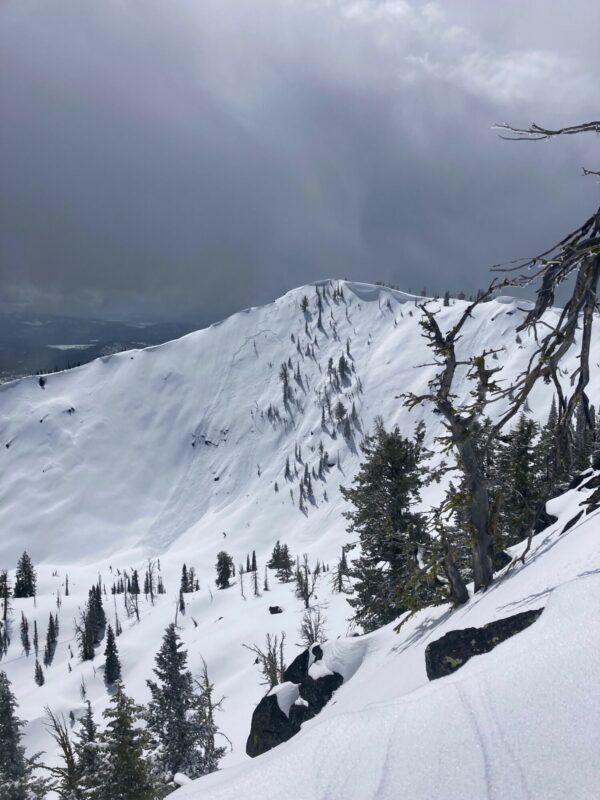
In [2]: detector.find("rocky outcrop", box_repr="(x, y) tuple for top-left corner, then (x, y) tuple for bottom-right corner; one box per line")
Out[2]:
(246, 643), (343, 758)
(246, 694), (307, 758)
(425, 608), (543, 680)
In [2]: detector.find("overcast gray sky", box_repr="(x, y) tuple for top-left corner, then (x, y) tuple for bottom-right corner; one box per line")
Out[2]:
(1, 0), (598, 323)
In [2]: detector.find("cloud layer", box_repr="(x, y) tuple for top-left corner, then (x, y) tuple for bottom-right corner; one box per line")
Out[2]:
(1, 0), (598, 321)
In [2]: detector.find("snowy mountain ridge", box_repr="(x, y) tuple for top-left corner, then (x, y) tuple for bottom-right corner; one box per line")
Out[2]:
(1, 279), (599, 798)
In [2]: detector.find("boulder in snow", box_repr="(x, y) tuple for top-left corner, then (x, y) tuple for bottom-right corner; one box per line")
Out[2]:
(425, 608), (543, 680)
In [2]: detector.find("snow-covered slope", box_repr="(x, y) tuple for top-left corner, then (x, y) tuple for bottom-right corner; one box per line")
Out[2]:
(1, 280), (599, 791)
(175, 501), (600, 800)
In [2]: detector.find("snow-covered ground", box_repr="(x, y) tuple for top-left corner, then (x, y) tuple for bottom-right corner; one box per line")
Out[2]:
(175, 483), (600, 799)
(0, 280), (598, 796)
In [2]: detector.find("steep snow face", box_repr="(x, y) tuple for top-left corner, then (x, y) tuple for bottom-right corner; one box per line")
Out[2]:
(1, 280), (599, 781)
(0, 280), (593, 566)
(174, 487), (600, 800)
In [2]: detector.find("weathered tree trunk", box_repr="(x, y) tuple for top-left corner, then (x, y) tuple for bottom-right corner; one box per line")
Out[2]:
(450, 416), (494, 592)
(440, 534), (469, 606)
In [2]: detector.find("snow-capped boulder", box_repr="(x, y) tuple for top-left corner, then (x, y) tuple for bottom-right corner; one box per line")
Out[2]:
(246, 644), (343, 757)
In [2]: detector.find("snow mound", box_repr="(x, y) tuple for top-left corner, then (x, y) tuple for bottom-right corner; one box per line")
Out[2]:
(175, 572), (600, 800)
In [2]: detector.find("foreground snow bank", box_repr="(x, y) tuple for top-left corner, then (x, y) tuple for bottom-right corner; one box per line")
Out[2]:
(176, 573), (600, 800)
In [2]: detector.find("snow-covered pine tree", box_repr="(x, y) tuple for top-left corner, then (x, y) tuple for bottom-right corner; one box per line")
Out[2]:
(43, 612), (58, 667)
(180, 564), (188, 595)
(341, 418), (430, 631)
(573, 402), (595, 474)
(76, 601), (96, 662)
(130, 570), (140, 595)
(13, 551), (36, 598)
(0, 671), (46, 798)
(73, 701), (102, 797)
(34, 660), (45, 686)
(496, 413), (542, 548)
(147, 624), (221, 785)
(99, 683), (157, 800)
(275, 545), (294, 583)
(215, 552), (234, 589)
(20, 612), (30, 657)
(267, 540), (282, 569)
(88, 585), (106, 645)
(0, 570), (10, 622)
(104, 624), (121, 687)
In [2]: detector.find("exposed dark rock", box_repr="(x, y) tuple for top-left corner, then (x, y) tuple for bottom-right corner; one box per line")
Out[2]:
(561, 510), (584, 534)
(569, 472), (590, 490)
(268, 605), (283, 615)
(288, 701), (313, 729)
(246, 693), (302, 758)
(583, 485), (600, 509)
(533, 508), (558, 534)
(579, 473), (600, 491)
(298, 673), (343, 713)
(425, 608), (543, 681)
(247, 643), (344, 757)
(311, 644), (324, 662)
(492, 550), (512, 572)
(283, 649), (310, 683)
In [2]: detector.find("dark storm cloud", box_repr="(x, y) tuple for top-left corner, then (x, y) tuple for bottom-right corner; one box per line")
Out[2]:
(1, 0), (599, 321)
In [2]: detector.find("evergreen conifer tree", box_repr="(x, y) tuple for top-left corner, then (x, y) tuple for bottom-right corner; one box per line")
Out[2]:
(267, 541), (282, 569)
(130, 570), (140, 595)
(573, 403), (595, 474)
(104, 625), (121, 687)
(341, 418), (430, 631)
(44, 612), (58, 667)
(147, 625), (223, 784)
(215, 552), (234, 589)
(496, 414), (542, 547)
(34, 660), (45, 686)
(0, 570), (10, 622)
(20, 613), (30, 657)
(180, 564), (188, 595)
(275, 545), (293, 583)
(0, 671), (46, 798)
(73, 701), (102, 797)
(13, 552), (36, 598)
(537, 397), (564, 496)
(99, 684), (156, 800)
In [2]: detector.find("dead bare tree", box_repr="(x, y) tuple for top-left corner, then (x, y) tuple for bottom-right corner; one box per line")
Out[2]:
(298, 607), (327, 647)
(295, 554), (318, 608)
(405, 284), (509, 592)
(491, 120), (600, 471)
(243, 632), (286, 688)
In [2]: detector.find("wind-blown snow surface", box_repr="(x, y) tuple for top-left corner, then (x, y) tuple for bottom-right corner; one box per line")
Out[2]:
(1, 280), (599, 794)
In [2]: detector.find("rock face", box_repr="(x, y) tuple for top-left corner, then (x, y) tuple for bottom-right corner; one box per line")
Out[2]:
(246, 643), (343, 758)
(246, 694), (306, 758)
(425, 608), (543, 681)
